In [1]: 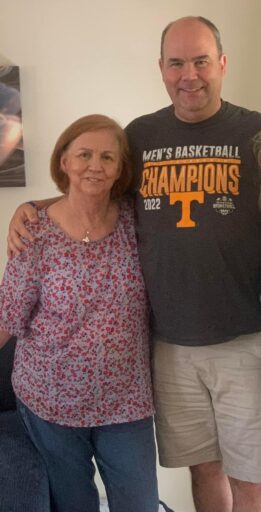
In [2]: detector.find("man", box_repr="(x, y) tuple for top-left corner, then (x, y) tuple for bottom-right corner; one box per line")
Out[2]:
(7, 16), (261, 512)
(125, 16), (261, 512)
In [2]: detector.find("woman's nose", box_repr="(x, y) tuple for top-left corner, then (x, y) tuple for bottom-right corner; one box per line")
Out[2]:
(87, 154), (102, 170)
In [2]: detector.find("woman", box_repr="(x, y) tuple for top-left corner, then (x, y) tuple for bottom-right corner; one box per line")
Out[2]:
(0, 114), (158, 512)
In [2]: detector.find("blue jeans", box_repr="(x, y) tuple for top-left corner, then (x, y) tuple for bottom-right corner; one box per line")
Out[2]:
(17, 399), (159, 512)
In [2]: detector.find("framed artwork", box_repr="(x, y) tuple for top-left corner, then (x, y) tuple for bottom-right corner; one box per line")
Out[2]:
(0, 66), (25, 187)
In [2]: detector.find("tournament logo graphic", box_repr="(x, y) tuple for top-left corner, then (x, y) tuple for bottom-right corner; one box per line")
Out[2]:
(213, 196), (236, 215)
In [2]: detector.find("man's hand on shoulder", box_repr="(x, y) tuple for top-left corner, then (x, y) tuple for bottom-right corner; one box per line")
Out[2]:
(7, 195), (62, 258)
(7, 202), (39, 258)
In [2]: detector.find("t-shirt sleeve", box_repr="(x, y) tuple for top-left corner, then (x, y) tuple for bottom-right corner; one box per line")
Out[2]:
(0, 239), (41, 338)
(125, 122), (141, 194)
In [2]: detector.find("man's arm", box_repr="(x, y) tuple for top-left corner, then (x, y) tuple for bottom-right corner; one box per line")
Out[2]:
(252, 130), (261, 211)
(7, 196), (62, 257)
(32, 196), (62, 209)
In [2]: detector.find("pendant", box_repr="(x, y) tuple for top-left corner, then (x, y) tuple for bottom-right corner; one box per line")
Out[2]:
(82, 232), (90, 243)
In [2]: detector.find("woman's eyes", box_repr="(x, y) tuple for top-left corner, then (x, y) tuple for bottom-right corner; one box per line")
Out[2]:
(77, 152), (114, 161)
(78, 151), (91, 159)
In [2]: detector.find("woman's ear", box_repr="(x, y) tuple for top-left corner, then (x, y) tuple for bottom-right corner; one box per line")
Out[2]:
(60, 152), (68, 173)
(116, 158), (123, 180)
(116, 165), (122, 179)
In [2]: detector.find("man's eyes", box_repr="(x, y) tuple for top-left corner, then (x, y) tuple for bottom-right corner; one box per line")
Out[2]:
(195, 59), (209, 67)
(169, 61), (183, 68)
(168, 59), (209, 68)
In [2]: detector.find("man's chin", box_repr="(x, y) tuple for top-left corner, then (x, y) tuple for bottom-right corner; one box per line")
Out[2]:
(175, 102), (210, 122)
(180, 96), (208, 112)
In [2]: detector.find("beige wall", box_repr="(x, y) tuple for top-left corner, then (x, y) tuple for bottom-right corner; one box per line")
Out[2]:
(1, 1), (261, 510)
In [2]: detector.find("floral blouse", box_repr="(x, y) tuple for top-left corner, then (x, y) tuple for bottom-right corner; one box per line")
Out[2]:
(0, 200), (154, 427)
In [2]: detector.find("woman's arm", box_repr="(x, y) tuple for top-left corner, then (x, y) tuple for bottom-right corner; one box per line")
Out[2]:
(7, 196), (62, 257)
(1, 225), (42, 339)
(0, 330), (11, 349)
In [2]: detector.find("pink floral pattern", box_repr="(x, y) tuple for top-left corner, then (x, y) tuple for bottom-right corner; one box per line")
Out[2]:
(0, 200), (154, 427)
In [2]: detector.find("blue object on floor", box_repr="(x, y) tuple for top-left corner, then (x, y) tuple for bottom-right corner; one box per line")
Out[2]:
(0, 337), (51, 511)
(159, 500), (175, 511)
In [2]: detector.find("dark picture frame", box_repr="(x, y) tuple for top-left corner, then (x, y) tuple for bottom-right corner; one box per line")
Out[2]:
(0, 66), (25, 187)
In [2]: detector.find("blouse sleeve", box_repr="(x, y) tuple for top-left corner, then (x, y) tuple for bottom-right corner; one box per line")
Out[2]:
(0, 237), (42, 338)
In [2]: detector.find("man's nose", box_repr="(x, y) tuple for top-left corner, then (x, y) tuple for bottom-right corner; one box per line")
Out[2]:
(181, 62), (198, 80)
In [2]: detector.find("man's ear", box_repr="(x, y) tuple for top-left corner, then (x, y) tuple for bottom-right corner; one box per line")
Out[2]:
(220, 54), (227, 75)
(159, 57), (163, 74)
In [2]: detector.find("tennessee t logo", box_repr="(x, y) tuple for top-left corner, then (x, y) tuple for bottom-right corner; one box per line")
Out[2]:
(169, 191), (204, 228)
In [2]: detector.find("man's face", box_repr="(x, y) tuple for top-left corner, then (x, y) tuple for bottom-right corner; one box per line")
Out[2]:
(159, 19), (227, 123)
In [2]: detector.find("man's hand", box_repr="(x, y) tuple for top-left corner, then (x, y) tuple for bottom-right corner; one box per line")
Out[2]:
(7, 203), (39, 258)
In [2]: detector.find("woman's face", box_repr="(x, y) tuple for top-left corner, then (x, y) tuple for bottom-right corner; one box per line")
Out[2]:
(60, 129), (121, 199)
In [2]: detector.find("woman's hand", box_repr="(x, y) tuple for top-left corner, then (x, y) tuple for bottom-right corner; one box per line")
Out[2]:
(7, 203), (39, 258)
(0, 330), (11, 349)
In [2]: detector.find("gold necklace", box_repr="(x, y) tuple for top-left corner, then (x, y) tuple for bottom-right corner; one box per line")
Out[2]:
(81, 217), (107, 243)
(81, 219), (105, 242)
(80, 216), (105, 243)
(82, 231), (91, 243)
(79, 202), (116, 243)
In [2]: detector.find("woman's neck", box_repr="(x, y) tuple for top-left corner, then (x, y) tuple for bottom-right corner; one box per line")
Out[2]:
(47, 192), (119, 242)
(64, 192), (112, 224)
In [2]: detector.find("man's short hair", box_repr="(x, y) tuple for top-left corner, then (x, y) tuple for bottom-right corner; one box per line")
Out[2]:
(160, 16), (223, 59)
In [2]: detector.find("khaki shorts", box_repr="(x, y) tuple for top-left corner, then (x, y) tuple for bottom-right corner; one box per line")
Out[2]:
(153, 332), (261, 483)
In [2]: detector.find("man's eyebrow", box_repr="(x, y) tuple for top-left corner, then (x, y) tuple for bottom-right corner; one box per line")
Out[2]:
(193, 54), (210, 61)
(167, 54), (210, 63)
(167, 57), (184, 63)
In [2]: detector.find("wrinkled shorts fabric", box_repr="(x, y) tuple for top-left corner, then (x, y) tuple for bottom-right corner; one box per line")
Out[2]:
(153, 332), (261, 483)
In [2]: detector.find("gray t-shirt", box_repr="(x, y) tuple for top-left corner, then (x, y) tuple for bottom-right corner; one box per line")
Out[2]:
(126, 101), (261, 346)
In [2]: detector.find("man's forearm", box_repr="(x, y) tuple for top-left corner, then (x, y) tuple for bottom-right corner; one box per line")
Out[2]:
(33, 196), (63, 209)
